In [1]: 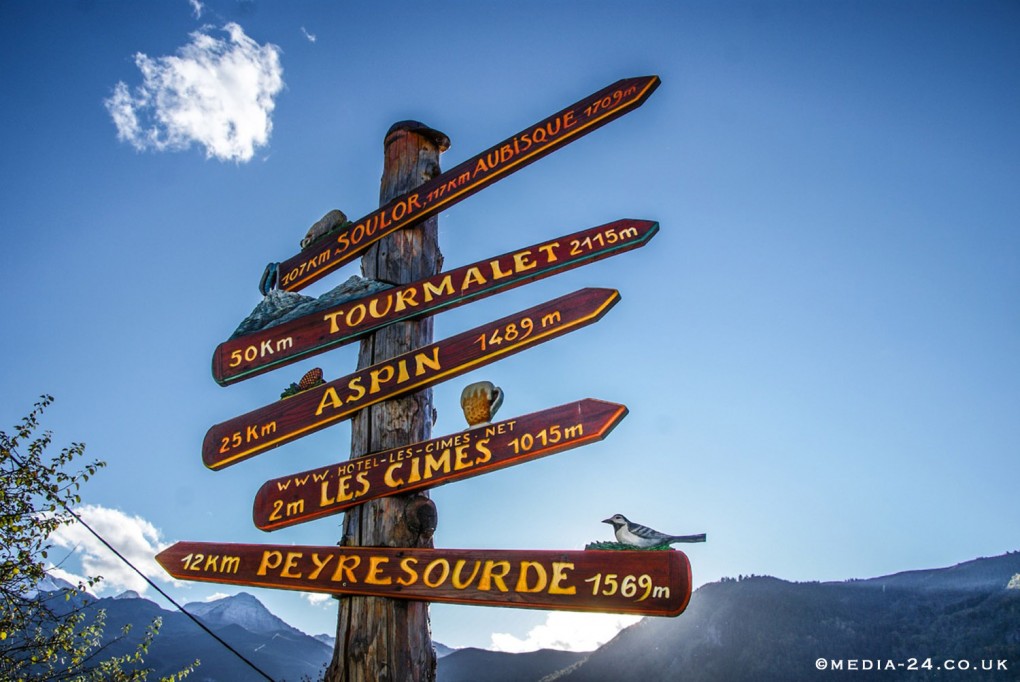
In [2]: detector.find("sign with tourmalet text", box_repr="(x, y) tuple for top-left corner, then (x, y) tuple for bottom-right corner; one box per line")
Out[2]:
(156, 543), (691, 617)
(253, 399), (628, 531)
(203, 288), (620, 470)
(216, 219), (657, 386)
(274, 76), (660, 292)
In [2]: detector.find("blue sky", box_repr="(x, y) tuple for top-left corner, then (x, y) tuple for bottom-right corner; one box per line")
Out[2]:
(1, 0), (1018, 653)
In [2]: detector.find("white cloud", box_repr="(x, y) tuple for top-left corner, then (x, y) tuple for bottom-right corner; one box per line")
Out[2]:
(300, 26), (317, 43)
(105, 23), (284, 163)
(188, 0), (204, 19)
(204, 592), (231, 602)
(491, 612), (641, 653)
(47, 504), (179, 596)
(303, 592), (332, 607)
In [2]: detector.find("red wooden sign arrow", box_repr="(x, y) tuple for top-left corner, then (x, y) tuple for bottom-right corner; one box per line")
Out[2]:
(156, 542), (691, 617)
(216, 219), (657, 386)
(253, 399), (628, 531)
(273, 76), (660, 292)
(203, 288), (620, 470)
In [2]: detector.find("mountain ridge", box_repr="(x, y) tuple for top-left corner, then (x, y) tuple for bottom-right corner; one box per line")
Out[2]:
(29, 550), (1020, 681)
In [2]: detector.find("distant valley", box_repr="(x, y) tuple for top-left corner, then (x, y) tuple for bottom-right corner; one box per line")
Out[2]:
(33, 551), (1020, 681)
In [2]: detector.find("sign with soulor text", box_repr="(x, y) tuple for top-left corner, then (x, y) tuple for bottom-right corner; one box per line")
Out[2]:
(274, 76), (660, 292)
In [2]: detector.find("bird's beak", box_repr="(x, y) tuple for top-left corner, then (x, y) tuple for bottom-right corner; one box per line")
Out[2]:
(601, 518), (613, 525)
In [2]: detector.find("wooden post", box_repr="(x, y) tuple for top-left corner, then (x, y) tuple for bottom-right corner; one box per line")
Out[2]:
(325, 121), (449, 682)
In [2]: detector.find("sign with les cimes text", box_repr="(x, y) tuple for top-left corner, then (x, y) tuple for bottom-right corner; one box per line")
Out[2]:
(203, 288), (620, 470)
(253, 399), (628, 531)
(215, 220), (657, 386)
(273, 76), (660, 292)
(157, 542), (691, 617)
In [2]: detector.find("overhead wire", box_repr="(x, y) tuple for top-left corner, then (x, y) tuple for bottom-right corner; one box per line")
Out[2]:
(2, 435), (276, 682)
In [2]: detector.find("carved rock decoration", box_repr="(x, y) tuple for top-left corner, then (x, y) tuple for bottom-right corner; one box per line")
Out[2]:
(230, 289), (315, 339)
(301, 209), (349, 250)
(230, 275), (392, 339)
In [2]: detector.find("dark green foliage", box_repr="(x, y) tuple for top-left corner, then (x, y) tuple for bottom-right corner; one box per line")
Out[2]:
(584, 541), (673, 551)
(0, 396), (197, 681)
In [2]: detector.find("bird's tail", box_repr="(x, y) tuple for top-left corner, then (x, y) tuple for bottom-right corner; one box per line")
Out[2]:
(669, 533), (707, 543)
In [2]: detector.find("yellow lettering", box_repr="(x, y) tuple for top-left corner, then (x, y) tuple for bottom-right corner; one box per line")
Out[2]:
(473, 438), (492, 464)
(451, 560), (482, 590)
(320, 481), (335, 506)
(489, 258), (513, 280)
(453, 443), (472, 471)
(414, 347), (441, 375)
(549, 562), (576, 595)
(346, 303), (367, 327)
(513, 250), (537, 272)
(384, 462), (405, 488)
(424, 559), (450, 588)
(308, 553), (334, 580)
(479, 560), (511, 592)
(323, 310), (344, 334)
(537, 242), (559, 263)
(424, 449), (451, 479)
(335, 474), (353, 502)
(407, 457), (422, 484)
(355, 471), (370, 497)
(346, 377), (365, 402)
(422, 275), (454, 302)
(394, 288), (418, 312)
(315, 387), (343, 416)
(257, 551), (282, 576)
(369, 366), (394, 394)
(330, 555), (361, 583)
(397, 557), (419, 586)
(461, 267), (487, 290)
(391, 198), (407, 221)
(281, 552), (303, 579)
(366, 295), (393, 321)
(364, 556), (392, 585)
(515, 561), (548, 593)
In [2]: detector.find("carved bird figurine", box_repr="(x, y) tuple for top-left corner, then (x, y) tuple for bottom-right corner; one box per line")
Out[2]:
(603, 514), (707, 548)
(460, 381), (504, 427)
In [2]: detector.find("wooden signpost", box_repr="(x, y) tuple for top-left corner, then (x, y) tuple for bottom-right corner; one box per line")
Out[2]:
(214, 219), (657, 386)
(163, 74), (684, 682)
(253, 399), (628, 531)
(156, 542), (691, 617)
(272, 76), (660, 293)
(203, 288), (620, 470)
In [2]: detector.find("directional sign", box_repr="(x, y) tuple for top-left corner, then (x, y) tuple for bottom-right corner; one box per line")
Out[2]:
(273, 76), (661, 292)
(216, 219), (657, 386)
(203, 288), (620, 470)
(156, 542), (691, 617)
(253, 399), (628, 531)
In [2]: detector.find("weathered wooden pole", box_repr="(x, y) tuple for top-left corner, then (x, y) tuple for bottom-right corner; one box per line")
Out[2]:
(325, 121), (449, 682)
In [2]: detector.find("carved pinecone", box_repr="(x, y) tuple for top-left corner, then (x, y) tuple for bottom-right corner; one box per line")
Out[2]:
(299, 368), (324, 390)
